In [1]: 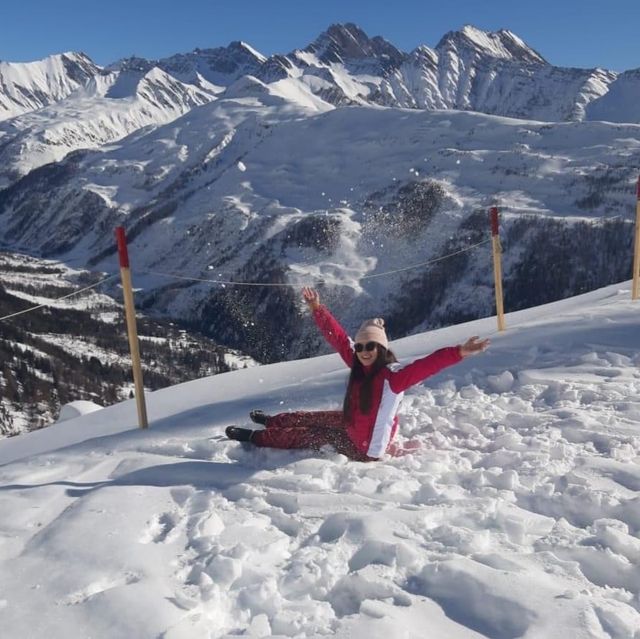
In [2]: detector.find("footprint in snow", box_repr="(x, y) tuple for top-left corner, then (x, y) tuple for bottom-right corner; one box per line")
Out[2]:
(139, 512), (179, 544)
(58, 572), (141, 606)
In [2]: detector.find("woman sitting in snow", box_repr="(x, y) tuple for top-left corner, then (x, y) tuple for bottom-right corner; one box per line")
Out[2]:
(226, 287), (489, 461)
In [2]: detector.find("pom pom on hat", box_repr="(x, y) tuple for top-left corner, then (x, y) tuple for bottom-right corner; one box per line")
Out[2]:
(355, 317), (388, 349)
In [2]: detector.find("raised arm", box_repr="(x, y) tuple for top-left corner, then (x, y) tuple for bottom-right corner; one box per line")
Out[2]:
(302, 287), (354, 367)
(388, 336), (489, 393)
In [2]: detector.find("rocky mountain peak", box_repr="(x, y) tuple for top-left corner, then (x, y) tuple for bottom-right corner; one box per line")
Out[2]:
(186, 41), (267, 69)
(225, 41), (267, 63)
(307, 22), (404, 66)
(437, 25), (547, 65)
(158, 41), (266, 86)
(108, 55), (155, 74)
(59, 51), (103, 81)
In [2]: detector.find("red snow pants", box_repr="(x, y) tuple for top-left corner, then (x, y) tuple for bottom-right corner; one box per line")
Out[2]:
(251, 411), (375, 461)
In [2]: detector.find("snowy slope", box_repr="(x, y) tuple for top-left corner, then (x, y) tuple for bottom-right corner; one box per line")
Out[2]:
(586, 69), (640, 123)
(1, 282), (639, 638)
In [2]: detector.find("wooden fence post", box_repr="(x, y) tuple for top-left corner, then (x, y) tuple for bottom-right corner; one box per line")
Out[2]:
(490, 207), (506, 331)
(633, 176), (640, 301)
(115, 227), (149, 429)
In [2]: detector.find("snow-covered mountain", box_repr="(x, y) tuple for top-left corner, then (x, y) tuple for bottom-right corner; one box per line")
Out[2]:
(284, 24), (617, 122)
(0, 43), (271, 188)
(1, 282), (639, 638)
(1, 24), (638, 190)
(0, 52), (102, 120)
(0, 68), (215, 189)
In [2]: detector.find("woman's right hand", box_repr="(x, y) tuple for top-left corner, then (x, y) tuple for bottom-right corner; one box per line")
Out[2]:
(302, 287), (320, 310)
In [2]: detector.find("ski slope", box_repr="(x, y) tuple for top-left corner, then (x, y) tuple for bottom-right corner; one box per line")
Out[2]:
(0, 282), (639, 638)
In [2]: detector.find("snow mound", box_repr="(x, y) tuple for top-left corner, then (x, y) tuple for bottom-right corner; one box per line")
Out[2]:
(56, 400), (103, 423)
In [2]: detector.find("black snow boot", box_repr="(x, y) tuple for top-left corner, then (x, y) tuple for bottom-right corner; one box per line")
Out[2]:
(225, 426), (254, 442)
(249, 410), (270, 425)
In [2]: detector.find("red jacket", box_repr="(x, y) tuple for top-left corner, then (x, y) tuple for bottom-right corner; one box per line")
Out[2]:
(313, 305), (462, 458)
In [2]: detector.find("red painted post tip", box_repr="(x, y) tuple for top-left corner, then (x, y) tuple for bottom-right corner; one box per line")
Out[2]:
(115, 226), (130, 269)
(490, 207), (499, 236)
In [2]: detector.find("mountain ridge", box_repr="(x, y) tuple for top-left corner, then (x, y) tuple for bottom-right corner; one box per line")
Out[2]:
(0, 23), (634, 191)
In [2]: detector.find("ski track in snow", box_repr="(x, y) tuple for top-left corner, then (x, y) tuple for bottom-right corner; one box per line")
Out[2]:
(0, 285), (640, 638)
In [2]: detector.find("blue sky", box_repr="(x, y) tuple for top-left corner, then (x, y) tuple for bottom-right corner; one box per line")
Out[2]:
(3, 0), (639, 71)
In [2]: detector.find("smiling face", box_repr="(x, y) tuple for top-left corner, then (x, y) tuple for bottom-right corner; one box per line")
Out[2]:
(354, 341), (379, 366)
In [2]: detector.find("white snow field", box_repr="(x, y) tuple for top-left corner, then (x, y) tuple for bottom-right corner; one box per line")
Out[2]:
(0, 281), (639, 638)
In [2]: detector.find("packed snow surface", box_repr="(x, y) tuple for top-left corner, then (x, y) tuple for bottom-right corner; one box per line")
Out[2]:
(0, 282), (639, 638)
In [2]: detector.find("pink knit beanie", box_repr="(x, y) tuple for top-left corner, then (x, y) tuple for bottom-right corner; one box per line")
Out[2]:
(355, 318), (388, 349)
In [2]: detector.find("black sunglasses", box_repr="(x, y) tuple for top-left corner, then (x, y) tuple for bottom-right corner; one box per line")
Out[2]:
(354, 341), (378, 353)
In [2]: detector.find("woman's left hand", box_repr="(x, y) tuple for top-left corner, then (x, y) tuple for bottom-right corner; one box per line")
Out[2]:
(459, 336), (490, 358)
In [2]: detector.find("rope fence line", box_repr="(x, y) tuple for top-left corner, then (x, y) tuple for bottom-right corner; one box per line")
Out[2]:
(361, 238), (491, 280)
(0, 238), (491, 322)
(0, 273), (120, 322)
(139, 238), (492, 288)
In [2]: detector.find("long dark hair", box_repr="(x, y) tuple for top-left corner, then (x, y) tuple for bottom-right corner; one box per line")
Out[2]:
(343, 345), (398, 417)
